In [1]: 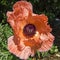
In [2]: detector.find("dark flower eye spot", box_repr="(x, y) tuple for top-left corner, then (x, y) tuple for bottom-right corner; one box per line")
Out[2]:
(23, 24), (36, 37)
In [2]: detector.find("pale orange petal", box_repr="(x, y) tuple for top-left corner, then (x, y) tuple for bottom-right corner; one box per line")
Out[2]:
(19, 46), (31, 59)
(13, 1), (33, 13)
(12, 1), (33, 20)
(13, 6), (29, 20)
(8, 36), (21, 56)
(39, 14), (48, 23)
(40, 33), (49, 41)
(6, 11), (15, 29)
(38, 33), (54, 52)
(8, 36), (34, 59)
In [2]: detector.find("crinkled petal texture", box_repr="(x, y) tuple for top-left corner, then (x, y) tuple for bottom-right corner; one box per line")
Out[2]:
(7, 1), (54, 60)
(8, 36), (35, 59)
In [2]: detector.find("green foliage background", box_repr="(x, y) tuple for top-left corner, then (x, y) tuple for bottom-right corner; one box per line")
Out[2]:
(0, 0), (60, 60)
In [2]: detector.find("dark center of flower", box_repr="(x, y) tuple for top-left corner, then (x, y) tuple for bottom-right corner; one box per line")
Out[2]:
(23, 24), (36, 37)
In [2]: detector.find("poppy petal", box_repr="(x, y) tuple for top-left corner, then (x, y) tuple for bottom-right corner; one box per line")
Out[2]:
(8, 36), (21, 56)
(19, 46), (32, 59)
(6, 11), (15, 29)
(38, 33), (54, 52)
(13, 1), (33, 13)
(13, 1), (33, 20)
(13, 6), (29, 20)
(39, 14), (48, 23)
(8, 36), (34, 59)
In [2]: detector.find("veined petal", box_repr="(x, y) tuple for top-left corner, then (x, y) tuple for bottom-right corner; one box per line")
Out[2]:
(38, 33), (54, 52)
(8, 36), (21, 56)
(13, 1), (33, 13)
(8, 36), (34, 59)
(39, 14), (48, 23)
(6, 11), (15, 29)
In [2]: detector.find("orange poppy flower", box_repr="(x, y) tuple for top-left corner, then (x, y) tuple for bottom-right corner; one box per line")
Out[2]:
(7, 1), (54, 60)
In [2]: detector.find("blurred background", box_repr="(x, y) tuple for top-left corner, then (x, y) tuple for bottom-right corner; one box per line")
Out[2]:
(0, 0), (60, 60)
